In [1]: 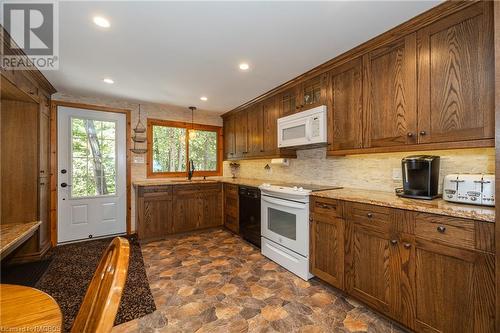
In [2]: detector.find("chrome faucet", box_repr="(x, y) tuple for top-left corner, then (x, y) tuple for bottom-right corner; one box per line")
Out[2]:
(188, 160), (195, 180)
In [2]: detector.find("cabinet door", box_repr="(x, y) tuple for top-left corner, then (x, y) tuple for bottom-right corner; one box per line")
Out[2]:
(247, 103), (264, 156)
(200, 188), (223, 228)
(262, 97), (279, 154)
(328, 58), (363, 150)
(172, 193), (200, 233)
(346, 223), (394, 314)
(39, 110), (50, 177)
(279, 87), (298, 117)
(139, 192), (172, 240)
(417, 2), (494, 144)
(223, 115), (236, 159)
(298, 74), (327, 111)
(38, 177), (50, 249)
(310, 217), (345, 289)
(363, 34), (417, 148)
(224, 183), (239, 234)
(414, 239), (495, 333)
(234, 110), (248, 158)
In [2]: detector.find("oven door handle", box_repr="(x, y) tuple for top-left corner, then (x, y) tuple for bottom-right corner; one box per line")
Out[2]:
(262, 195), (306, 209)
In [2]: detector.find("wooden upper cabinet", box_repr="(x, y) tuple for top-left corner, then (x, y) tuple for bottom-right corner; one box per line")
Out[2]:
(363, 33), (417, 148)
(262, 96), (279, 154)
(328, 58), (363, 151)
(234, 109), (248, 158)
(223, 115), (236, 159)
(298, 74), (327, 111)
(279, 87), (298, 117)
(417, 2), (494, 144)
(247, 103), (264, 156)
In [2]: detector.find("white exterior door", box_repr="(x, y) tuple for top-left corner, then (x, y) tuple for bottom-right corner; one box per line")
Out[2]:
(57, 106), (126, 243)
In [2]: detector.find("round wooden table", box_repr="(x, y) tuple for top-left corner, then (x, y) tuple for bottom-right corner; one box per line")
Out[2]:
(0, 284), (62, 332)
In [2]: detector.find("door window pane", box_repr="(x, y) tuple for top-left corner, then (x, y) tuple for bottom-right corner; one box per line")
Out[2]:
(188, 130), (218, 171)
(70, 117), (117, 198)
(152, 125), (186, 172)
(268, 208), (296, 240)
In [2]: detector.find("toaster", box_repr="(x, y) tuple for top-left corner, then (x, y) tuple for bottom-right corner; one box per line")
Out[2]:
(443, 174), (495, 206)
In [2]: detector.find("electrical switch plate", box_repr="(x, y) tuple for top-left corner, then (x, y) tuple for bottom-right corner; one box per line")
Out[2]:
(392, 168), (402, 180)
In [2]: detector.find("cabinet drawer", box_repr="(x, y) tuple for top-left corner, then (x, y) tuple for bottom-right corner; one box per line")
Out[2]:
(348, 202), (390, 223)
(138, 185), (172, 196)
(311, 197), (342, 220)
(415, 213), (475, 250)
(224, 183), (239, 196)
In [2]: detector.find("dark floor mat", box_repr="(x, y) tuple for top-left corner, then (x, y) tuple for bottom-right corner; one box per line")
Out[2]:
(1, 259), (52, 286)
(33, 235), (156, 332)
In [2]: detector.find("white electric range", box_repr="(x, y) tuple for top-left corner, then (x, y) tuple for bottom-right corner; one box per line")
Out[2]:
(258, 182), (342, 280)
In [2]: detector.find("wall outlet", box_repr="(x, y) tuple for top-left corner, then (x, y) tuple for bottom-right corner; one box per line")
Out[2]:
(133, 156), (145, 164)
(392, 168), (402, 180)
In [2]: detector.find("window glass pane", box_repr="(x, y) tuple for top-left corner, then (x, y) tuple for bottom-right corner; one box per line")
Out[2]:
(189, 130), (218, 171)
(70, 117), (117, 198)
(152, 125), (186, 172)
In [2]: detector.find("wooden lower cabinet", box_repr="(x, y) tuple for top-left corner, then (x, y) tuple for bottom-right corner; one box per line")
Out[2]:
(311, 198), (495, 333)
(136, 183), (223, 241)
(223, 183), (239, 234)
(414, 239), (495, 333)
(136, 186), (173, 241)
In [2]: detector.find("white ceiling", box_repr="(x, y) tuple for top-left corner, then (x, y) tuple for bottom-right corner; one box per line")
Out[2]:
(42, 1), (441, 113)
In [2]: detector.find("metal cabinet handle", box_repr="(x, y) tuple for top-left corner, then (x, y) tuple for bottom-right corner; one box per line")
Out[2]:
(419, 131), (427, 136)
(437, 226), (446, 233)
(367, 212), (373, 218)
(403, 243), (412, 249)
(390, 239), (398, 245)
(407, 132), (413, 137)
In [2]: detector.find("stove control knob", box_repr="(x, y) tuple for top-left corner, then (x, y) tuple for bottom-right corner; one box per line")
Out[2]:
(293, 186), (298, 191)
(298, 187), (304, 191)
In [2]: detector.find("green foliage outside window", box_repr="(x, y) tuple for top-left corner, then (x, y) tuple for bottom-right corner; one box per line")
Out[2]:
(151, 124), (218, 174)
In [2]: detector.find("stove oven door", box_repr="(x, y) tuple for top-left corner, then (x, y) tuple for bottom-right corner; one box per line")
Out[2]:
(261, 195), (309, 257)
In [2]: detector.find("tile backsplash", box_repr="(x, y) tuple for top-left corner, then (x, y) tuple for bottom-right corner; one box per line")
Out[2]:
(223, 147), (495, 193)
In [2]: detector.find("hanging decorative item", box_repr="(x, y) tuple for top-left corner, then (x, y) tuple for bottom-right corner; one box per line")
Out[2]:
(188, 106), (197, 139)
(130, 104), (147, 154)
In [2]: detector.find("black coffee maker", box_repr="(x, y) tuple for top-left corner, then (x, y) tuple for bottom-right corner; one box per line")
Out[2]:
(397, 155), (440, 200)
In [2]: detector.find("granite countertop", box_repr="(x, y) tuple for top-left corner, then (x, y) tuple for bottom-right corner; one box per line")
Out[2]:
(133, 177), (270, 188)
(312, 188), (495, 223)
(0, 221), (41, 258)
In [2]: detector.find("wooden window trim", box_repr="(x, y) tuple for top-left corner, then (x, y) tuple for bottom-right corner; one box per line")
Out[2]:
(146, 118), (223, 178)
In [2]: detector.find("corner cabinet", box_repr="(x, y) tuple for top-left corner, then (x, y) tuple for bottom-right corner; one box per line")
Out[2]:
(310, 198), (495, 332)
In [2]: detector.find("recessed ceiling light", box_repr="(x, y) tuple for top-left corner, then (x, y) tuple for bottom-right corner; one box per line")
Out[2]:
(239, 63), (250, 71)
(103, 78), (114, 84)
(93, 16), (110, 28)
(200, 96), (208, 101)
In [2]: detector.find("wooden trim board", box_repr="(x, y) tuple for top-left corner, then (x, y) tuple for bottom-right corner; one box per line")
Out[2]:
(494, 1), (500, 330)
(49, 101), (132, 246)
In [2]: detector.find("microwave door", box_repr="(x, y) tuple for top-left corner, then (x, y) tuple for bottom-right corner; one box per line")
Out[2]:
(278, 117), (308, 148)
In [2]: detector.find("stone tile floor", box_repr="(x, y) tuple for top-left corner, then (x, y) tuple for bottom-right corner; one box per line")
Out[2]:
(113, 229), (407, 333)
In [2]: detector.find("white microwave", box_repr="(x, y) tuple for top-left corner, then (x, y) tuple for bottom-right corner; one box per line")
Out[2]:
(277, 105), (327, 148)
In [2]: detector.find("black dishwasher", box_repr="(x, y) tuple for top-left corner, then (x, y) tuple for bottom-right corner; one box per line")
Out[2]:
(239, 186), (261, 248)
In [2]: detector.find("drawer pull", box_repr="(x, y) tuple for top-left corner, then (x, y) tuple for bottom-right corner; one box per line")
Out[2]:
(367, 212), (373, 218)
(403, 243), (412, 249)
(437, 226), (446, 233)
(390, 239), (398, 245)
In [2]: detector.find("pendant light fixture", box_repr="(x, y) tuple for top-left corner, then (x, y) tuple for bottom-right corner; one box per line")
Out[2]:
(188, 106), (197, 140)
(130, 104), (147, 154)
